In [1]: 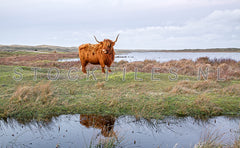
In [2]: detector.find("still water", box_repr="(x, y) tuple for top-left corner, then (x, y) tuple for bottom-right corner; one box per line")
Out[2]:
(114, 52), (240, 62)
(0, 115), (239, 148)
(58, 52), (240, 63)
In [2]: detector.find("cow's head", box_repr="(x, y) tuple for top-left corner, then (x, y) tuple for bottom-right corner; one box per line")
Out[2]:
(94, 34), (119, 54)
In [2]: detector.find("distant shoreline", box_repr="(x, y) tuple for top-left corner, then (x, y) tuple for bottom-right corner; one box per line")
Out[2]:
(0, 44), (240, 53)
(117, 48), (240, 53)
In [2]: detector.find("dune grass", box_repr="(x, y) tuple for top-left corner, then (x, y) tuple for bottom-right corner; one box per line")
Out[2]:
(0, 65), (239, 122)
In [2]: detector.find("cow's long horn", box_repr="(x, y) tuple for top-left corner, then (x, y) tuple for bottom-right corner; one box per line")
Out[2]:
(94, 36), (100, 43)
(114, 34), (120, 43)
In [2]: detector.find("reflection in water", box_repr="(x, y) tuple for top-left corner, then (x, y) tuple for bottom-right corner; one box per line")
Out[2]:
(0, 115), (239, 148)
(80, 115), (116, 137)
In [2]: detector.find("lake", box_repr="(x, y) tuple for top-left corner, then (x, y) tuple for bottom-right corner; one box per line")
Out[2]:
(58, 52), (240, 63)
(1, 115), (239, 147)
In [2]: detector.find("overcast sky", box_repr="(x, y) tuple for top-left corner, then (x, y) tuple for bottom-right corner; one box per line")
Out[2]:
(0, 0), (240, 49)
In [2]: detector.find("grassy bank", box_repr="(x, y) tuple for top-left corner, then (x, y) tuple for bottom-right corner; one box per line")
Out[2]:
(0, 65), (239, 122)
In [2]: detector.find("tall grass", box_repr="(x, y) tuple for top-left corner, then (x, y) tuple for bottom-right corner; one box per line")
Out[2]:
(166, 80), (221, 94)
(9, 81), (55, 105)
(195, 127), (240, 148)
(114, 57), (240, 80)
(4, 81), (59, 122)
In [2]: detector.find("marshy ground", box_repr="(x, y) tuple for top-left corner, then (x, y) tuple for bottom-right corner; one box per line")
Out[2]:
(0, 50), (239, 121)
(0, 50), (240, 147)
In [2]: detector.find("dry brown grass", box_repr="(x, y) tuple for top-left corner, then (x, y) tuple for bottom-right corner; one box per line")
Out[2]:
(166, 80), (221, 94)
(233, 137), (240, 148)
(176, 80), (193, 87)
(168, 85), (197, 94)
(195, 128), (240, 148)
(115, 57), (240, 80)
(196, 57), (211, 64)
(4, 81), (58, 119)
(192, 81), (221, 91)
(195, 129), (225, 148)
(10, 81), (54, 104)
(192, 95), (223, 116)
(221, 84), (240, 96)
(96, 82), (105, 89)
(3, 82), (62, 122)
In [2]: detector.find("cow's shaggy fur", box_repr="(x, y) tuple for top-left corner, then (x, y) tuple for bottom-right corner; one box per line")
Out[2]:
(78, 35), (119, 73)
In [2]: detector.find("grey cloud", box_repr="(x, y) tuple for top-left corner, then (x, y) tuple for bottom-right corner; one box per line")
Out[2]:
(0, 0), (240, 49)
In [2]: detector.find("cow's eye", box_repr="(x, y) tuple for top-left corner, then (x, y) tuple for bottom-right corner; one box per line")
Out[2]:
(108, 45), (111, 48)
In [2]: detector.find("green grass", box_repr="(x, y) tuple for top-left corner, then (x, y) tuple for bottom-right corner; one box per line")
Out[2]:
(0, 65), (239, 122)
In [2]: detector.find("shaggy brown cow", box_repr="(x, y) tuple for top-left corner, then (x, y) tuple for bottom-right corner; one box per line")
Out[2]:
(78, 34), (119, 73)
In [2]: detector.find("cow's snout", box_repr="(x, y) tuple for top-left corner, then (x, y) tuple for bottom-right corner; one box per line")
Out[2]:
(102, 49), (108, 54)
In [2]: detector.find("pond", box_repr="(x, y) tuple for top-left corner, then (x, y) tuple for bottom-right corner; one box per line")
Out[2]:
(58, 52), (240, 63)
(0, 115), (239, 147)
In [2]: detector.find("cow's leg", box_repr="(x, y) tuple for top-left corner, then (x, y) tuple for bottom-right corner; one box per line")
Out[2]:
(99, 61), (105, 73)
(101, 66), (105, 73)
(81, 61), (88, 73)
(107, 64), (112, 72)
